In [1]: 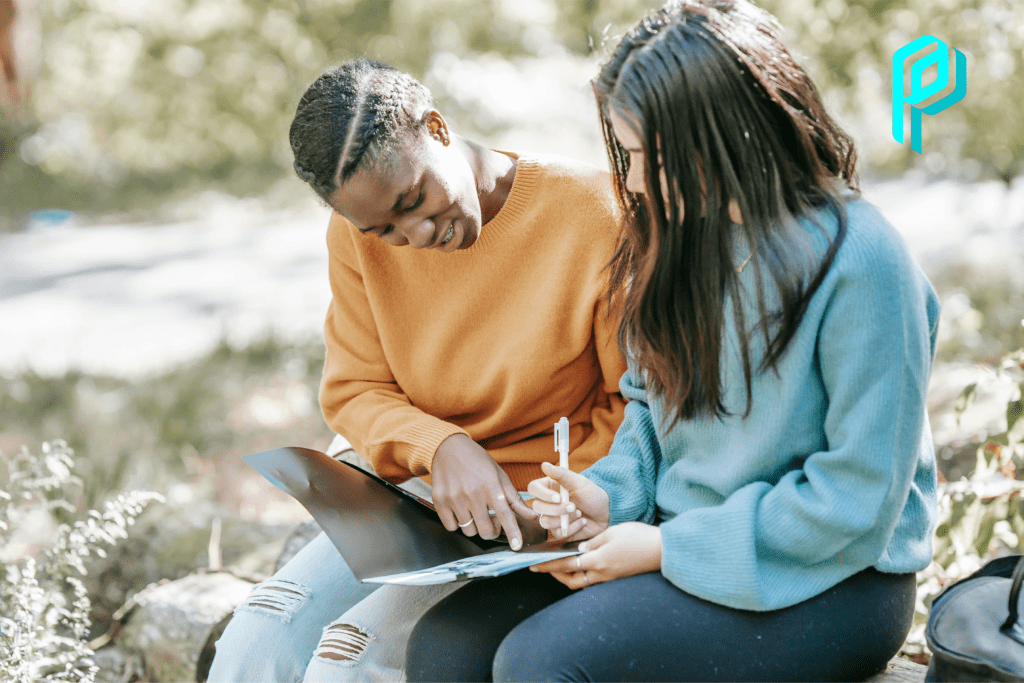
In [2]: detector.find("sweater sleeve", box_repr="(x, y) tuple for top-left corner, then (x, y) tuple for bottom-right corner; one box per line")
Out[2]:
(319, 216), (467, 481)
(581, 365), (661, 525)
(573, 293), (629, 470)
(658, 231), (939, 611)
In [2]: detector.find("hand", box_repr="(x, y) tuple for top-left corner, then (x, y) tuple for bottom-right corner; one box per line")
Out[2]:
(529, 522), (662, 590)
(527, 461), (610, 542)
(431, 434), (536, 550)
(516, 501), (553, 548)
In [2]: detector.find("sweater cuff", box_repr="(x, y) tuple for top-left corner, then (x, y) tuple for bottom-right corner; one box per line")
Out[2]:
(582, 467), (656, 526)
(403, 420), (471, 476)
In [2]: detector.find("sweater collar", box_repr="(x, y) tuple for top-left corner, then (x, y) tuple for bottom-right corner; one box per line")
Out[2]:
(460, 151), (540, 254)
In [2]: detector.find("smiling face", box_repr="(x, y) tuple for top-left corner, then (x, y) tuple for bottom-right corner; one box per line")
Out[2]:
(328, 111), (483, 251)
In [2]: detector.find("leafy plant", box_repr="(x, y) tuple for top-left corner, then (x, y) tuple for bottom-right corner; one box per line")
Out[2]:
(904, 344), (1024, 658)
(0, 441), (162, 683)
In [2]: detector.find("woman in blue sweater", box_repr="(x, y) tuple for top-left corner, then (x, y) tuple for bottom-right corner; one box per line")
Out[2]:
(404, 1), (940, 681)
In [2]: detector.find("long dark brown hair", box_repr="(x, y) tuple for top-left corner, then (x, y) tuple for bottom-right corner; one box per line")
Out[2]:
(596, 0), (858, 426)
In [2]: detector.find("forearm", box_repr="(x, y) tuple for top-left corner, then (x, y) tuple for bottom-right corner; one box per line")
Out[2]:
(321, 380), (468, 480)
(582, 379), (660, 525)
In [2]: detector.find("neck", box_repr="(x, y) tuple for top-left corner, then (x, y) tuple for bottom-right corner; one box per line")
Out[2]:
(456, 136), (517, 225)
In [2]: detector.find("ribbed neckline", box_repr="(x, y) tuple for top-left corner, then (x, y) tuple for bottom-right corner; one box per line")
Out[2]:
(459, 152), (540, 255)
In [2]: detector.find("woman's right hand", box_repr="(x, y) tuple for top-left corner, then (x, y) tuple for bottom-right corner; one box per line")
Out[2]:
(431, 433), (536, 550)
(528, 461), (610, 542)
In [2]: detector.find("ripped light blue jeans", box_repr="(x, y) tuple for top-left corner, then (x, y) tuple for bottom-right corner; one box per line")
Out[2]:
(208, 530), (377, 682)
(208, 439), (451, 683)
(207, 529), (461, 683)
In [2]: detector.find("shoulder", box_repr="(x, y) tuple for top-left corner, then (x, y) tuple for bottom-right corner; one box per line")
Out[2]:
(810, 196), (922, 284)
(517, 152), (619, 217)
(812, 196), (939, 332)
(529, 152), (609, 183)
(839, 196), (913, 268)
(325, 212), (364, 268)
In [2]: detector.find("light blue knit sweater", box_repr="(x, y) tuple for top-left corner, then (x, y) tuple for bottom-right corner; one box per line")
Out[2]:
(582, 197), (940, 611)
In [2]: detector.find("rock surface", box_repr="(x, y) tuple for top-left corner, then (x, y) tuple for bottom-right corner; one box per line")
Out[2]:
(864, 657), (928, 683)
(83, 500), (290, 638)
(117, 572), (256, 683)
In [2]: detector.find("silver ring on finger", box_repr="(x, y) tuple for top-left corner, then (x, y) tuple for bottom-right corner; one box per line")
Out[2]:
(576, 555), (583, 572)
(458, 519), (474, 528)
(582, 571), (592, 587)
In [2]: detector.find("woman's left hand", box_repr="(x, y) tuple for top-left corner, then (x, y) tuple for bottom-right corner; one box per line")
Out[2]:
(529, 521), (662, 589)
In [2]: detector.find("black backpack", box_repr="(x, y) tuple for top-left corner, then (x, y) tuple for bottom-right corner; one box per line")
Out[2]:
(926, 554), (1024, 681)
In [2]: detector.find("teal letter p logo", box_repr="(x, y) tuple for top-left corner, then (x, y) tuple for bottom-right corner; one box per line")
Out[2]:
(892, 35), (966, 154)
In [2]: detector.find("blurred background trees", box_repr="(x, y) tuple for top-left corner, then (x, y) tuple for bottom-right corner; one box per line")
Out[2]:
(1, 0), (1021, 224)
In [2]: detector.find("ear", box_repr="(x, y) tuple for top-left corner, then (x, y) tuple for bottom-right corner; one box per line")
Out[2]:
(421, 109), (451, 146)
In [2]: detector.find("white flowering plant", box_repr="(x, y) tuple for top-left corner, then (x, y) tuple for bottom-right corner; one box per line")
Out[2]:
(0, 441), (162, 683)
(904, 346), (1024, 659)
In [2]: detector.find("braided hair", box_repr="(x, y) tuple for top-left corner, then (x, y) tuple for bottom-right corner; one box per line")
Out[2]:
(289, 60), (433, 201)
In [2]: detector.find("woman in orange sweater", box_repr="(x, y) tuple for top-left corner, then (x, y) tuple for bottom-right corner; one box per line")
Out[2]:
(209, 59), (626, 682)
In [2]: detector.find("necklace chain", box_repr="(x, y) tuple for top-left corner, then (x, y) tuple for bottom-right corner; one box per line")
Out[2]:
(735, 251), (753, 273)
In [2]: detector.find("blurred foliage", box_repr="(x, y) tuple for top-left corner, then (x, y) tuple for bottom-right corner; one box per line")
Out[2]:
(0, 0), (583, 218)
(932, 269), (1024, 365)
(0, 441), (161, 683)
(0, 336), (331, 509)
(754, 0), (1023, 182)
(904, 345), (1024, 658)
(2, 0), (1020, 220)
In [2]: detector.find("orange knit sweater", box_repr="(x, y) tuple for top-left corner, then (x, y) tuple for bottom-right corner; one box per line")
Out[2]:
(319, 153), (627, 491)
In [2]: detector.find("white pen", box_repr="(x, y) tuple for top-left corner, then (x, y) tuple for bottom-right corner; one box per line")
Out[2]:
(554, 417), (570, 537)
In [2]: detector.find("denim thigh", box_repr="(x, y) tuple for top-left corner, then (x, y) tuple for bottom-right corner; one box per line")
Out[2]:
(207, 532), (379, 683)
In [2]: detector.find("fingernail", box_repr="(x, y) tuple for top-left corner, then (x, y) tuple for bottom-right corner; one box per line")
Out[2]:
(511, 538), (521, 550)
(580, 543), (588, 552)
(576, 510), (582, 518)
(530, 566), (537, 572)
(581, 519), (587, 525)
(566, 503), (576, 513)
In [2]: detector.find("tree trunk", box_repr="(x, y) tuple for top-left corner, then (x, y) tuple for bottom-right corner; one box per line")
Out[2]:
(118, 572), (255, 683)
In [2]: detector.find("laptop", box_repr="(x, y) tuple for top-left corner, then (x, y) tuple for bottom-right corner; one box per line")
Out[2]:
(244, 446), (579, 584)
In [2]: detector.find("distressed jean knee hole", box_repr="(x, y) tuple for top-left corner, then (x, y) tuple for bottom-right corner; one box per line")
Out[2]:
(236, 579), (310, 623)
(315, 623), (373, 664)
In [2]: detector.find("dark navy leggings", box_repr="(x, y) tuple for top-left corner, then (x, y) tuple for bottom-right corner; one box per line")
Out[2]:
(406, 567), (916, 682)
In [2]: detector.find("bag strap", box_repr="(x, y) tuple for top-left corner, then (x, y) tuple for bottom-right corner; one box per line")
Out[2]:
(1002, 555), (1024, 634)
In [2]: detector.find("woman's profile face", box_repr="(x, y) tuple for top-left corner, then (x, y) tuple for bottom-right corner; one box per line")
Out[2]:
(608, 105), (741, 224)
(608, 107), (648, 196)
(609, 106), (677, 209)
(329, 114), (482, 251)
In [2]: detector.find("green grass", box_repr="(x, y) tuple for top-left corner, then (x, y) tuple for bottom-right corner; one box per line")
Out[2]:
(0, 336), (334, 511)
